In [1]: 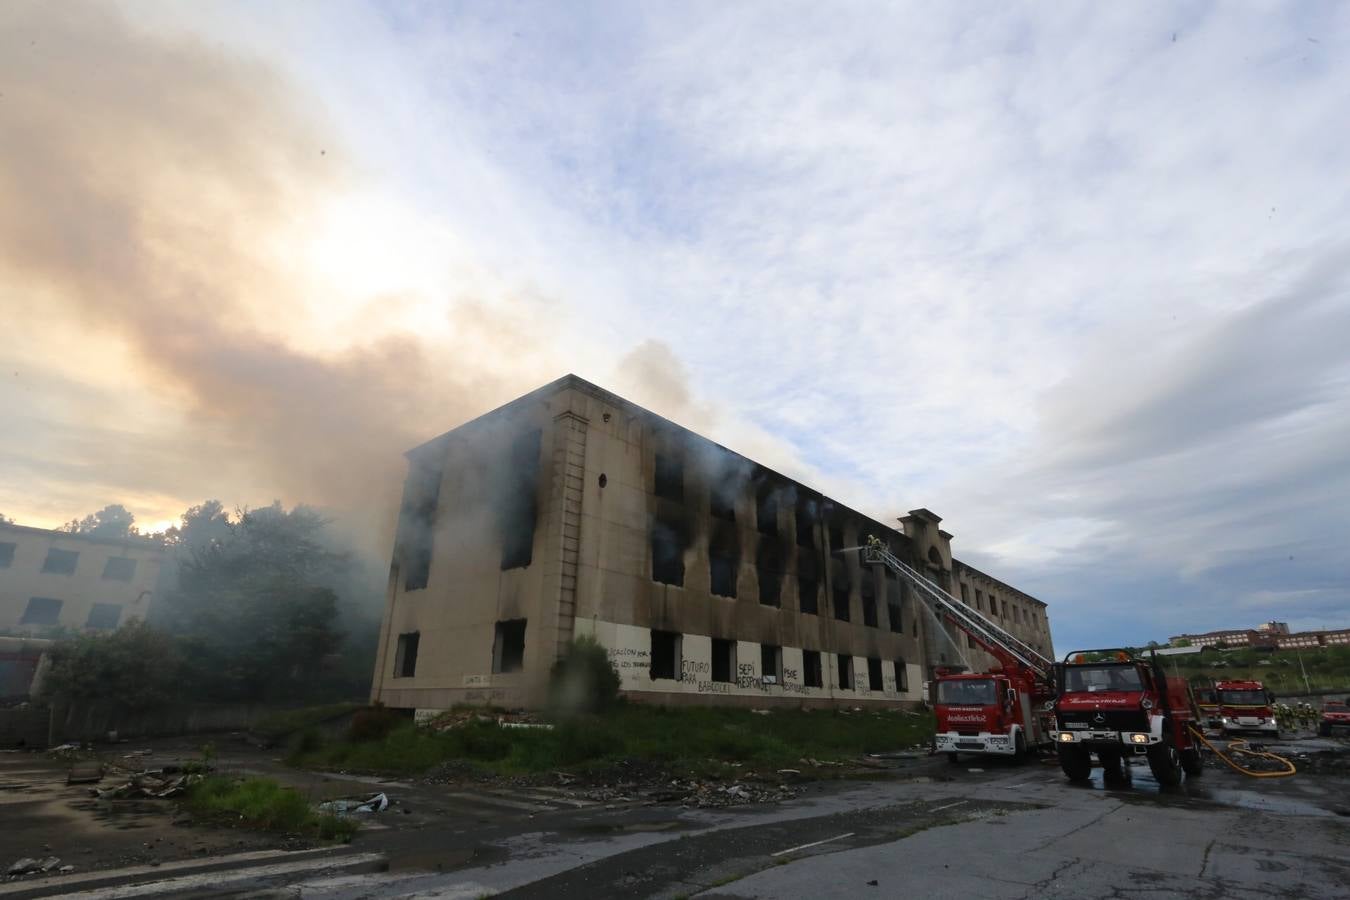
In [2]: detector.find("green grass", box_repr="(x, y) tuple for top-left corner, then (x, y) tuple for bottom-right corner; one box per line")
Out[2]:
(251, 703), (365, 740)
(1161, 646), (1350, 694)
(291, 704), (934, 778)
(184, 776), (358, 842)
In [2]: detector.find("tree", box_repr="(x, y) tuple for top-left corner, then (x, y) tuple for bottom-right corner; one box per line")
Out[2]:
(0, 512), (12, 524)
(164, 502), (350, 703)
(41, 620), (184, 711)
(62, 504), (139, 539)
(162, 500), (232, 551)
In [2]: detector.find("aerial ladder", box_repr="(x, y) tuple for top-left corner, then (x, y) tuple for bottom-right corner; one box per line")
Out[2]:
(863, 535), (1056, 759)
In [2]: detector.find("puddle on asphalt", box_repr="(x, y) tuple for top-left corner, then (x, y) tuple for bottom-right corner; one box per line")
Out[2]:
(386, 844), (506, 872)
(1065, 757), (1340, 817)
(569, 820), (688, 836)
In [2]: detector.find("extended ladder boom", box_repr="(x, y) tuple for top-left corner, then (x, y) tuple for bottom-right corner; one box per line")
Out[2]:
(863, 536), (1054, 681)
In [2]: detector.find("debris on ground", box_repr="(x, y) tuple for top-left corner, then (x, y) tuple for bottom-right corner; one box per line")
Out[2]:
(66, 763), (104, 785)
(91, 772), (202, 800)
(317, 792), (389, 815)
(7, 856), (62, 877)
(420, 708), (547, 733)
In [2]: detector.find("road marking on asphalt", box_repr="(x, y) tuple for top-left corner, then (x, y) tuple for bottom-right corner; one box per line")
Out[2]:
(443, 790), (556, 813)
(0, 848), (343, 896)
(770, 832), (855, 857)
(931, 800), (968, 812)
(42, 852), (386, 898)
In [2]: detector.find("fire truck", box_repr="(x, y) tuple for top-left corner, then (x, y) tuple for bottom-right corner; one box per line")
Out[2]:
(862, 538), (1055, 763)
(1193, 685), (1221, 729)
(1052, 649), (1204, 786)
(1320, 700), (1350, 736)
(1214, 680), (1279, 737)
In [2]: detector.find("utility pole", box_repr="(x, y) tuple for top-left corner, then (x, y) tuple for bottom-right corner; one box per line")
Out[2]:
(1296, 649), (1312, 694)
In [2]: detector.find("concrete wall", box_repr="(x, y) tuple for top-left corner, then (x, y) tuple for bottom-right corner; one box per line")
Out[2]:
(370, 375), (1056, 713)
(0, 523), (166, 635)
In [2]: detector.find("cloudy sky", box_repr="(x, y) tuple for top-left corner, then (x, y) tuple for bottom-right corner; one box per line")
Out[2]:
(2, 1), (1347, 650)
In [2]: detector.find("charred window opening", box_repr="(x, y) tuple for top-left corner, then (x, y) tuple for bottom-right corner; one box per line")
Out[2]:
(650, 630), (681, 680)
(398, 460), (442, 591)
(756, 538), (784, 607)
(795, 495), (818, 548)
(709, 482), (736, 521)
(867, 657), (883, 692)
(20, 597), (62, 626)
(655, 452), (683, 501)
(651, 513), (688, 586)
(893, 659), (908, 691)
(861, 577), (878, 628)
(711, 638), (735, 683)
(760, 644), (781, 682)
(499, 429), (542, 570)
(886, 570), (903, 633)
(493, 619), (527, 673)
(828, 523), (844, 558)
(394, 632), (420, 678)
(967, 634), (977, 649)
(102, 557), (137, 581)
(755, 482), (779, 536)
(836, 654), (854, 690)
(798, 553), (819, 615)
(41, 548), (79, 575)
(709, 521), (739, 597)
(960, 583), (970, 605)
(975, 589), (983, 611)
(86, 603), (122, 630)
(831, 561), (850, 621)
(803, 650), (823, 687)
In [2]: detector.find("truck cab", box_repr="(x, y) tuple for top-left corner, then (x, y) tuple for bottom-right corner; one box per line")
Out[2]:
(1050, 650), (1203, 786)
(1194, 687), (1220, 729)
(1214, 680), (1279, 737)
(932, 671), (1047, 762)
(1320, 700), (1350, 737)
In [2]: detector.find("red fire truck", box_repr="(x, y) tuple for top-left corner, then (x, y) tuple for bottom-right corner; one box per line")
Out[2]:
(1052, 649), (1204, 786)
(863, 538), (1055, 763)
(1320, 700), (1350, 736)
(1193, 686), (1221, 729)
(1214, 680), (1279, 737)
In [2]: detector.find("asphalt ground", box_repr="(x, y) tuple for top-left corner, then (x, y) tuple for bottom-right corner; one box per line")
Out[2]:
(3, 731), (1348, 898)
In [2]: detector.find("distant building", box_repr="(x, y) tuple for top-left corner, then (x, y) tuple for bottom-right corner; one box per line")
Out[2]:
(0, 521), (166, 637)
(1168, 624), (1349, 652)
(369, 375), (1054, 713)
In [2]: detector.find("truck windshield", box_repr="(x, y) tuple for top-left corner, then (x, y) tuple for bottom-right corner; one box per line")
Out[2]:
(1220, 690), (1267, 706)
(1063, 665), (1142, 693)
(1196, 689), (1217, 704)
(937, 679), (997, 705)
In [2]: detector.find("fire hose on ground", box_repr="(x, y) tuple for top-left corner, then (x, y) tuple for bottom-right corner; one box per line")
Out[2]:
(1186, 725), (1298, 778)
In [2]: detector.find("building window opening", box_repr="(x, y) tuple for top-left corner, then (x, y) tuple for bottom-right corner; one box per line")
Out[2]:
(399, 460), (443, 591)
(710, 482), (736, 521)
(21, 596), (63, 626)
(394, 632), (420, 678)
(86, 602), (122, 630)
(974, 589), (983, 611)
(499, 429), (542, 570)
(755, 482), (778, 536)
(894, 659), (908, 692)
(798, 577), (819, 615)
(655, 452), (683, 501)
(493, 619), (527, 673)
(709, 522), (739, 597)
(867, 657), (883, 692)
(836, 654), (854, 690)
(102, 557), (137, 582)
(833, 586), (850, 621)
(761, 644), (782, 683)
(829, 524), (844, 557)
(41, 548), (79, 575)
(861, 579), (878, 627)
(711, 638), (735, 683)
(651, 515), (687, 586)
(795, 495), (817, 548)
(803, 650), (823, 688)
(756, 538), (783, 607)
(886, 571), (903, 633)
(650, 630), (681, 680)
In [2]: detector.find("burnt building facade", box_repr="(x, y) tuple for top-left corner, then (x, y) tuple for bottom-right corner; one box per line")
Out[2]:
(370, 376), (1053, 713)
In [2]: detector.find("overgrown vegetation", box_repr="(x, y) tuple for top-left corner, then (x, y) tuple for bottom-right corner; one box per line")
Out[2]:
(184, 776), (357, 842)
(292, 704), (935, 778)
(1158, 646), (1350, 693)
(549, 635), (622, 713)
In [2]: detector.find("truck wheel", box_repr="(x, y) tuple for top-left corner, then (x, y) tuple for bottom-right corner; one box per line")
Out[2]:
(1147, 743), (1183, 787)
(947, 752), (960, 764)
(1319, 722), (1332, 737)
(1013, 732), (1027, 764)
(1181, 747), (1204, 777)
(1099, 749), (1127, 784)
(1057, 744), (1091, 781)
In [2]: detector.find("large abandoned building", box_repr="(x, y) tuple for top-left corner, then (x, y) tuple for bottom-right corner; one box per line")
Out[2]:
(370, 375), (1053, 712)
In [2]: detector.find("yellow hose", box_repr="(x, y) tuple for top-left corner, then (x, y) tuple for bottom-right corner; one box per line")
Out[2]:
(1186, 725), (1297, 778)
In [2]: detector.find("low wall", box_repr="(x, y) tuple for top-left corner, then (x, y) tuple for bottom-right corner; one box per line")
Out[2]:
(50, 701), (291, 744)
